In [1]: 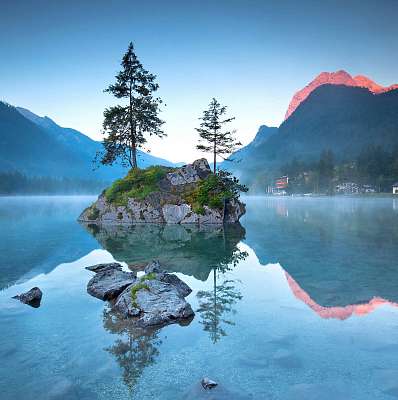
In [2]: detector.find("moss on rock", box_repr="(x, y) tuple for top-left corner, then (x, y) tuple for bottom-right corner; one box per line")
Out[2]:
(104, 165), (172, 206)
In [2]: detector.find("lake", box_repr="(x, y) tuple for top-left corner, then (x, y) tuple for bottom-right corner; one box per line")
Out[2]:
(1, 195), (398, 399)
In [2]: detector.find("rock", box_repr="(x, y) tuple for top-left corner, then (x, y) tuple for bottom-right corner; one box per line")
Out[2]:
(12, 287), (42, 308)
(166, 158), (211, 186)
(144, 260), (192, 297)
(159, 273), (192, 297)
(162, 204), (192, 224)
(87, 269), (136, 301)
(201, 378), (218, 390)
(85, 262), (122, 273)
(183, 381), (252, 400)
(144, 260), (164, 274)
(114, 278), (194, 328)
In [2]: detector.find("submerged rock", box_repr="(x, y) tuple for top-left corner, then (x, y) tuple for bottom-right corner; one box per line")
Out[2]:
(87, 269), (136, 301)
(183, 381), (252, 400)
(201, 378), (218, 390)
(78, 159), (245, 226)
(12, 287), (42, 308)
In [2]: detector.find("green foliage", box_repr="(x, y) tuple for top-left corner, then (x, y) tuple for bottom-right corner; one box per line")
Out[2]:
(184, 173), (233, 215)
(99, 42), (165, 169)
(196, 98), (240, 172)
(104, 165), (169, 206)
(280, 144), (398, 194)
(130, 282), (150, 308)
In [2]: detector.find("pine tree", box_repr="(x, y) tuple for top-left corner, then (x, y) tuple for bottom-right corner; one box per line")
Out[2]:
(196, 98), (241, 173)
(99, 42), (165, 169)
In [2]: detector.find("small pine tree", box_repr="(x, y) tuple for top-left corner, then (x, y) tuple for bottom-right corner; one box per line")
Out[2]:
(98, 42), (165, 169)
(196, 98), (241, 173)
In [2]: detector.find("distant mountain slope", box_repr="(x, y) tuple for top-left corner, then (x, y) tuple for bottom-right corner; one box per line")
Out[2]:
(226, 84), (398, 189)
(285, 70), (398, 120)
(0, 101), (177, 182)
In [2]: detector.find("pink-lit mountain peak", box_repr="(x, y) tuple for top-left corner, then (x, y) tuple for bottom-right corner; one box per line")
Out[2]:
(284, 70), (398, 120)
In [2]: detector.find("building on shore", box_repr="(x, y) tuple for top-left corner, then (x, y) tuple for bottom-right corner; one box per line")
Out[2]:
(393, 183), (398, 195)
(267, 176), (289, 195)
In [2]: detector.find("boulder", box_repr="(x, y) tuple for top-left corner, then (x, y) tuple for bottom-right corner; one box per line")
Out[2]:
(85, 262), (123, 273)
(87, 269), (136, 301)
(12, 287), (42, 308)
(144, 261), (192, 297)
(114, 279), (194, 328)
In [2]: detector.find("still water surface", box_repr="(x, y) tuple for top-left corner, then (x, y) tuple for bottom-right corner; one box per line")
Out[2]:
(1, 196), (398, 399)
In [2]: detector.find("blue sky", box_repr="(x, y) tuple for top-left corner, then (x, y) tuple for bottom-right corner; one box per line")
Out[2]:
(1, 0), (397, 162)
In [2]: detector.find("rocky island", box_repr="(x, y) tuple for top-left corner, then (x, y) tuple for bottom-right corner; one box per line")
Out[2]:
(79, 159), (245, 225)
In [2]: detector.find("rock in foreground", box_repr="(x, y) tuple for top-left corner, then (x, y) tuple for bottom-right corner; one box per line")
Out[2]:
(78, 159), (245, 225)
(86, 261), (194, 328)
(87, 268), (136, 301)
(12, 287), (43, 308)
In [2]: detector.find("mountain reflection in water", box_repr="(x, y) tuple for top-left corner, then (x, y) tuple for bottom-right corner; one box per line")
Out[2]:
(242, 196), (398, 312)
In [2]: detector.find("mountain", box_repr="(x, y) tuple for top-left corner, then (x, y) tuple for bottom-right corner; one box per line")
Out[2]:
(225, 125), (277, 164)
(285, 70), (398, 120)
(227, 81), (398, 190)
(0, 102), (177, 184)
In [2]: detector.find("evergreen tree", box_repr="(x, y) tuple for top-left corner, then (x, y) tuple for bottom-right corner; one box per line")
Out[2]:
(196, 98), (241, 173)
(99, 42), (165, 169)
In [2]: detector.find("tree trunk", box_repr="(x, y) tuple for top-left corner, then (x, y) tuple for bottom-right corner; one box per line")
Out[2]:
(129, 82), (138, 169)
(213, 131), (217, 174)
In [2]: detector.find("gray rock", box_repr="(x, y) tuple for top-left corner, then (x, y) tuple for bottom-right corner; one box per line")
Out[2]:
(159, 273), (192, 297)
(12, 287), (42, 308)
(166, 158), (211, 186)
(144, 260), (164, 274)
(85, 262), (122, 273)
(162, 204), (192, 224)
(114, 279), (194, 328)
(201, 378), (218, 390)
(87, 269), (136, 301)
(144, 261), (192, 297)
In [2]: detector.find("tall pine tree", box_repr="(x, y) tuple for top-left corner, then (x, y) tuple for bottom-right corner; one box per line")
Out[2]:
(196, 98), (241, 173)
(99, 42), (165, 169)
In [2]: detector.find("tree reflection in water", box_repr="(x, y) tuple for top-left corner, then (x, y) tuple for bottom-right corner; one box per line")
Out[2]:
(196, 242), (248, 343)
(103, 307), (162, 395)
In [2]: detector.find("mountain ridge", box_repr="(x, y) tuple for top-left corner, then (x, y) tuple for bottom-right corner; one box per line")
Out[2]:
(285, 70), (398, 120)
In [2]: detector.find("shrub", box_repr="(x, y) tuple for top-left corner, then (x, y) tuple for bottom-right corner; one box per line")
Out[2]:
(104, 165), (170, 206)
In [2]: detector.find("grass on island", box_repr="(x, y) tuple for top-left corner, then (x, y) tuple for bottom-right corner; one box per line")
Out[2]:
(104, 165), (171, 206)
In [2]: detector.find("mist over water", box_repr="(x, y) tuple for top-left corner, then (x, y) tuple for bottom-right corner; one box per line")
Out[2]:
(1, 196), (398, 399)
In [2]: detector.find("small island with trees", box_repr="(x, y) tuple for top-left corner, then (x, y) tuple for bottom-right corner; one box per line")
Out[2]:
(80, 42), (247, 225)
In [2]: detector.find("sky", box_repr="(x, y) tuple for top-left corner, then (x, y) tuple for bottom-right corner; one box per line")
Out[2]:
(1, 0), (397, 163)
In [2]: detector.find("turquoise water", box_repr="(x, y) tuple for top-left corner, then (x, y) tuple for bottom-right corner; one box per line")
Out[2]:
(1, 196), (398, 399)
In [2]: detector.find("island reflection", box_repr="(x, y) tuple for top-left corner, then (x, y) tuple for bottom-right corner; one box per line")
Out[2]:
(83, 222), (246, 281)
